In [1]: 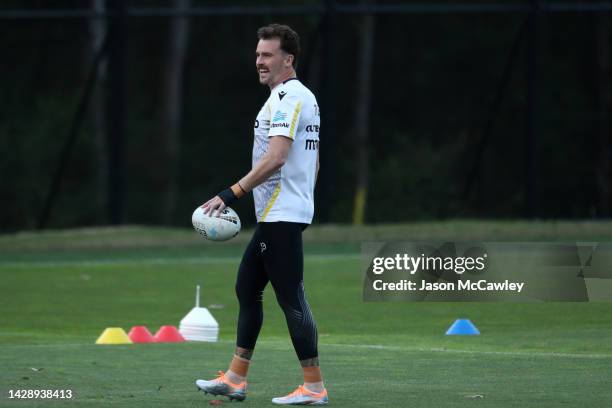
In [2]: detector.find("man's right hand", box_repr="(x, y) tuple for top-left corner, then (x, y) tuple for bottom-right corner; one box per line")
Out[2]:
(201, 195), (227, 217)
(202, 183), (244, 216)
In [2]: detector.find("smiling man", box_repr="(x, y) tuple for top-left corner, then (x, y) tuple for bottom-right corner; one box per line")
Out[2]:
(195, 24), (326, 405)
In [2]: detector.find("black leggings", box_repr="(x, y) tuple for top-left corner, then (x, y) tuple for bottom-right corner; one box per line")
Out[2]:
(235, 222), (318, 361)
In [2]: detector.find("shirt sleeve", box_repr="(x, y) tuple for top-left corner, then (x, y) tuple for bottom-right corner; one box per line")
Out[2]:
(268, 93), (302, 140)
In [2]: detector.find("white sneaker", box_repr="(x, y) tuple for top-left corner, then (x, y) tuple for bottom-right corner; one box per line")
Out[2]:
(272, 385), (328, 405)
(196, 371), (247, 402)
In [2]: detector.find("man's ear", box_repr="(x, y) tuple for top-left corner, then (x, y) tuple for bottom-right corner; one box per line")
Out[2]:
(285, 54), (294, 68)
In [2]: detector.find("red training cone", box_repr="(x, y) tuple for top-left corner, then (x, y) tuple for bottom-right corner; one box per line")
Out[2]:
(154, 325), (186, 343)
(128, 326), (156, 343)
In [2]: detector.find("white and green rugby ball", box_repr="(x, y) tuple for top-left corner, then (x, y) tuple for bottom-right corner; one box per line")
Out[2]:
(192, 206), (241, 242)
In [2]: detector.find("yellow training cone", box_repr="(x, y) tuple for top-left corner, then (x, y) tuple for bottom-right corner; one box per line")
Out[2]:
(95, 327), (133, 345)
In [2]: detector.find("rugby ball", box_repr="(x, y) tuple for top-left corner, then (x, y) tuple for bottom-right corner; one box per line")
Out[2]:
(192, 206), (241, 242)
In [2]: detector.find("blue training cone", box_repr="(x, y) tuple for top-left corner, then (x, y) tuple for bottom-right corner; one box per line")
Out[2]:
(445, 318), (480, 335)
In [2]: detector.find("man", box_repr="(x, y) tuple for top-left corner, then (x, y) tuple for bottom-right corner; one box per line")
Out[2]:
(195, 24), (327, 406)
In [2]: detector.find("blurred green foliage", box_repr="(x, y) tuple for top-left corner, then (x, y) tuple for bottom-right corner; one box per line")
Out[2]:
(0, 2), (609, 230)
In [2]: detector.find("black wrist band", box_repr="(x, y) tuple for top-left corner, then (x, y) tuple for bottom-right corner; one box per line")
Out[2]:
(217, 187), (238, 206)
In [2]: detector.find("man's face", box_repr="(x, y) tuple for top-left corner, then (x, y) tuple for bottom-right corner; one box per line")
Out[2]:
(255, 38), (292, 86)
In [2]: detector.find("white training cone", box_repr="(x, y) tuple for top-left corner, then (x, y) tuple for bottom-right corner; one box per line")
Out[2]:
(179, 285), (219, 342)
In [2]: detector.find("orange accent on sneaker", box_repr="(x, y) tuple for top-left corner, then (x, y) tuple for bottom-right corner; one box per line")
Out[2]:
(215, 371), (246, 389)
(272, 384), (328, 405)
(287, 385), (327, 398)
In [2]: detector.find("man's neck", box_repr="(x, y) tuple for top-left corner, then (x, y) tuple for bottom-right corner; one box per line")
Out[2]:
(269, 70), (296, 90)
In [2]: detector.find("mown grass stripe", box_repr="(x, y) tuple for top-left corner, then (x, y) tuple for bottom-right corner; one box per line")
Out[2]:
(2, 339), (611, 359)
(0, 254), (360, 268)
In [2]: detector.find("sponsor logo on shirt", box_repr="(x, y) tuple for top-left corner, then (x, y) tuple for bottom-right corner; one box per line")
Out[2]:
(271, 122), (290, 129)
(255, 119), (270, 129)
(272, 110), (287, 122)
(306, 124), (320, 132)
(305, 139), (319, 150)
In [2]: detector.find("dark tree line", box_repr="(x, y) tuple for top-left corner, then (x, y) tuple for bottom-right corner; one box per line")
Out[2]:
(0, 1), (610, 231)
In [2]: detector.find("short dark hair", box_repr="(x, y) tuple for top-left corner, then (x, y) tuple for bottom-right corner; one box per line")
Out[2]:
(257, 23), (300, 68)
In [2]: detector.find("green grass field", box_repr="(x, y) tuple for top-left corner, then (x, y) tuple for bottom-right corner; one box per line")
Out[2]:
(1, 222), (612, 407)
